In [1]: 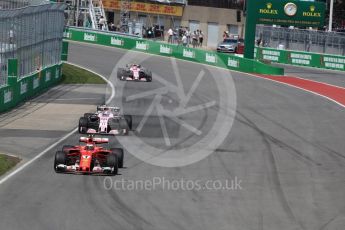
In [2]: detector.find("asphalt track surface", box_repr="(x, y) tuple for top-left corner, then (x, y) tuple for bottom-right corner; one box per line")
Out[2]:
(0, 42), (344, 230)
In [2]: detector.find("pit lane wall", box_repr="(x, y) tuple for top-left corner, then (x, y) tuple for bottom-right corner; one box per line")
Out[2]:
(255, 47), (345, 72)
(0, 60), (62, 113)
(63, 27), (284, 75)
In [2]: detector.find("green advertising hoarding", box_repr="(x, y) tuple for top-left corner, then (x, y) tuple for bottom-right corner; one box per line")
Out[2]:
(63, 27), (285, 76)
(0, 61), (62, 113)
(255, 47), (345, 72)
(244, 0), (326, 59)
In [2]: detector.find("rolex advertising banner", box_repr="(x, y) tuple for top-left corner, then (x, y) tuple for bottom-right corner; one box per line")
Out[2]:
(244, 0), (326, 59)
(256, 0), (326, 27)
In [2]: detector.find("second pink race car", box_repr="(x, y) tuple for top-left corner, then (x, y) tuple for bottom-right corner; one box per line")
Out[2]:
(117, 64), (152, 82)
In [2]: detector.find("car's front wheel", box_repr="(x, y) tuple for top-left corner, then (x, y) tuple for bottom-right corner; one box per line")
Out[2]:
(54, 151), (66, 173)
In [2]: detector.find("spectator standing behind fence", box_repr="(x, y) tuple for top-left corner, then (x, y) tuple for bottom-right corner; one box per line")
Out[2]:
(192, 31), (198, 48)
(223, 31), (229, 40)
(99, 16), (106, 30)
(199, 30), (204, 47)
(196, 30), (200, 46)
(173, 28), (179, 44)
(167, 28), (173, 43)
(182, 34), (188, 46)
(9, 29), (14, 44)
(109, 22), (116, 31)
(185, 28), (191, 47)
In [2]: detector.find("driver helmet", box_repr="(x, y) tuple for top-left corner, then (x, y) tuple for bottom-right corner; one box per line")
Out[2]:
(103, 107), (110, 115)
(85, 144), (94, 151)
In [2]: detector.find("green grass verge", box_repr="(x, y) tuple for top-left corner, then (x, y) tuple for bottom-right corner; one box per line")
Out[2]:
(0, 154), (20, 176)
(61, 63), (106, 84)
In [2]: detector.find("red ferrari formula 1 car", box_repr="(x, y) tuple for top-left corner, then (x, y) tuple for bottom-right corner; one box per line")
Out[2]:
(54, 135), (124, 175)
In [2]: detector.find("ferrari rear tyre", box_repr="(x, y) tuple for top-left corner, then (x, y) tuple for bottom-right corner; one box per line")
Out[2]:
(107, 154), (118, 175)
(111, 148), (124, 168)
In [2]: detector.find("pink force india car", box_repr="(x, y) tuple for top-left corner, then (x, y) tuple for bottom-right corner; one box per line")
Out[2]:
(117, 64), (152, 82)
(78, 106), (132, 135)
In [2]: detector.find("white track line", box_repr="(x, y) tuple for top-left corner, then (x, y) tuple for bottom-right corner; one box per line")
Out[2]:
(0, 62), (115, 185)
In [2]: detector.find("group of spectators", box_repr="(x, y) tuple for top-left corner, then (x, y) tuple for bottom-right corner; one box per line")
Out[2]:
(167, 27), (205, 48)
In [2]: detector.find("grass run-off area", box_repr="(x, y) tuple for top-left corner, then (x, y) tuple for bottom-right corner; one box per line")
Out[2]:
(0, 154), (20, 176)
(61, 63), (106, 84)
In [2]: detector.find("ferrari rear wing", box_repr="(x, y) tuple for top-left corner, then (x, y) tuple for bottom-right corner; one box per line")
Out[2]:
(79, 136), (109, 144)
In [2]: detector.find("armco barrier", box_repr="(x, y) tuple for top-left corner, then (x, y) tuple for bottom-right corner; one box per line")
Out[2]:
(63, 27), (284, 75)
(255, 47), (345, 72)
(0, 60), (62, 113)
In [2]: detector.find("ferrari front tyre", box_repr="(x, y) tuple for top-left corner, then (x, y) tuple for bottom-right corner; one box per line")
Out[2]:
(54, 151), (66, 173)
(111, 148), (124, 168)
(107, 154), (118, 175)
(124, 115), (132, 130)
(79, 117), (88, 134)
